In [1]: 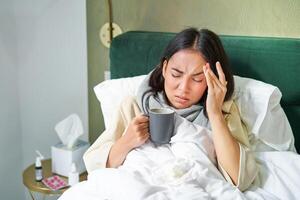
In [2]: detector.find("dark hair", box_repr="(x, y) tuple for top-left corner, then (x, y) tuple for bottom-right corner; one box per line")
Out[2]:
(149, 28), (234, 117)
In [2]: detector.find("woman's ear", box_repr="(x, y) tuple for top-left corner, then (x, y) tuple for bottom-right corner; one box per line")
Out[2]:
(162, 60), (168, 78)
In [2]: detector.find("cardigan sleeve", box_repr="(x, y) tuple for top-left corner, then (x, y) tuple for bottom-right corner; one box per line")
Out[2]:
(83, 96), (141, 173)
(218, 100), (259, 191)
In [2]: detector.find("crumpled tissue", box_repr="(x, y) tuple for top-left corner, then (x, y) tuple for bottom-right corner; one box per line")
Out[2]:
(151, 158), (195, 186)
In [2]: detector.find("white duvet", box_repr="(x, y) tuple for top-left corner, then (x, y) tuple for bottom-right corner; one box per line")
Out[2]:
(59, 116), (300, 200)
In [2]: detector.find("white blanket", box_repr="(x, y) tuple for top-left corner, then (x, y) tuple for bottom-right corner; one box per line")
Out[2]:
(60, 117), (300, 200)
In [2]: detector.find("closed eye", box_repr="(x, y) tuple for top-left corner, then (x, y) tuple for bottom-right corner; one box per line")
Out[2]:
(171, 73), (181, 78)
(192, 74), (204, 83)
(193, 78), (204, 83)
(171, 68), (183, 78)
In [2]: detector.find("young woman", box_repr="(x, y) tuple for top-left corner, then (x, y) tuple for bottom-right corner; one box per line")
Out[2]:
(83, 28), (258, 191)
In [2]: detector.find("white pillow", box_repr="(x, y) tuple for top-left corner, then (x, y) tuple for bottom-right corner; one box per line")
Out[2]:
(94, 75), (296, 152)
(233, 76), (295, 152)
(94, 75), (146, 128)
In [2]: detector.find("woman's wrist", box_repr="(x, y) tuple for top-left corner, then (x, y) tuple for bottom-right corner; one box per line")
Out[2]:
(208, 110), (223, 121)
(118, 134), (134, 154)
(107, 135), (133, 168)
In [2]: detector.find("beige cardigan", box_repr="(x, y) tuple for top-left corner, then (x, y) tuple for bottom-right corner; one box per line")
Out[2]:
(83, 96), (258, 191)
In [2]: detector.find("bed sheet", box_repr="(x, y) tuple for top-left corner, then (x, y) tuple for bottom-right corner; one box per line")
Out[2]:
(59, 117), (300, 200)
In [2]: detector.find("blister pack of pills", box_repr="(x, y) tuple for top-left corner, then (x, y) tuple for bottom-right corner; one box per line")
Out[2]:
(42, 175), (68, 190)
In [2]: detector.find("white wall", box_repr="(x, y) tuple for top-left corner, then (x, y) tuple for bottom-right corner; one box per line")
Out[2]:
(17, 0), (88, 168)
(0, 0), (88, 199)
(0, 1), (23, 199)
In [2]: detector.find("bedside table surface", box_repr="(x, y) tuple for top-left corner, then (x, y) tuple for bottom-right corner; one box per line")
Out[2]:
(22, 159), (87, 195)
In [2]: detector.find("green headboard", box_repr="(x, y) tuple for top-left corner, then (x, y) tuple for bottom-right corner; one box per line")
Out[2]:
(110, 31), (300, 152)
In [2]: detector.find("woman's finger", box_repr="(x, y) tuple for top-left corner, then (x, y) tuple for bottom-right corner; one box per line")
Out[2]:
(206, 64), (219, 83)
(216, 61), (227, 85)
(204, 64), (214, 90)
(136, 115), (149, 124)
(142, 133), (150, 142)
(140, 130), (149, 139)
(207, 65), (223, 89)
(209, 69), (227, 90)
(138, 124), (149, 131)
(206, 63), (227, 90)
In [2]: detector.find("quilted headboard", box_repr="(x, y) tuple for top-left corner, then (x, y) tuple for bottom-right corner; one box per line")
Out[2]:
(110, 31), (300, 152)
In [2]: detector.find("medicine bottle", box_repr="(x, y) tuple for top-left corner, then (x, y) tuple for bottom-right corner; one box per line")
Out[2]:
(68, 163), (79, 186)
(35, 156), (43, 182)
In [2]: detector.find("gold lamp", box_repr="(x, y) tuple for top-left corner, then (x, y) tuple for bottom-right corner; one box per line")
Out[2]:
(99, 0), (123, 48)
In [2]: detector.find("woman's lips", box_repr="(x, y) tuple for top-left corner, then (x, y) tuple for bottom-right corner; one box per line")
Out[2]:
(175, 96), (189, 104)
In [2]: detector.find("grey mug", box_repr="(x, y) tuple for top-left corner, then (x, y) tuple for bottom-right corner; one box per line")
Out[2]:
(149, 108), (175, 144)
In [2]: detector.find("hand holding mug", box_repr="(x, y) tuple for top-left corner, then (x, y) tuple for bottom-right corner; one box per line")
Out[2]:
(123, 115), (150, 149)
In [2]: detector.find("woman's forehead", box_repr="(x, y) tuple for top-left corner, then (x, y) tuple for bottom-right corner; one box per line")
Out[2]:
(170, 49), (205, 62)
(168, 49), (206, 72)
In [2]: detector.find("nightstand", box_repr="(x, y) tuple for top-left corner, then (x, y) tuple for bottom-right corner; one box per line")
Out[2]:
(22, 158), (87, 200)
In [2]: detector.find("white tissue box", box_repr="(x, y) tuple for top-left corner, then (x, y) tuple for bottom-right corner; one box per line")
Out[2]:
(51, 140), (89, 177)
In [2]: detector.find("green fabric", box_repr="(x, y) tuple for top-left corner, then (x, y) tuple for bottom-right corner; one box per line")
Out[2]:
(110, 31), (300, 152)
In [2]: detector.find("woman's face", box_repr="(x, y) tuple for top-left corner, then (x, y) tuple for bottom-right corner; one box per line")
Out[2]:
(162, 49), (207, 109)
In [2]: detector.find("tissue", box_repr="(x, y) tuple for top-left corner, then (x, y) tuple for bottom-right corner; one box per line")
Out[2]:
(52, 113), (89, 176)
(152, 158), (195, 186)
(55, 114), (84, 149)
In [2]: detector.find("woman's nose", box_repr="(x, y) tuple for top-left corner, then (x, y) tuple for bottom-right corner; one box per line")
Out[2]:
(178, 78), (190, 93)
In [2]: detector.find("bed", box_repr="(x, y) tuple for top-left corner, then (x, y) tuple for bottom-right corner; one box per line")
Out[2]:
(110, 31), (300, 152)
(60, 31), (300, 200)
